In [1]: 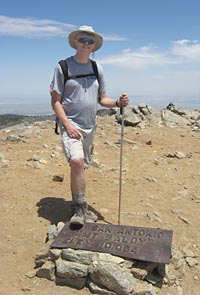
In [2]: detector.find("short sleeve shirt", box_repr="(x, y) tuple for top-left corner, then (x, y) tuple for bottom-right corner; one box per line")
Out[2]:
(51, 56), (106, 129)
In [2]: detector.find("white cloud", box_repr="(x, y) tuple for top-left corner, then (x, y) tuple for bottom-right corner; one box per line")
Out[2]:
(99, 47), (180, 70)
(0, 15), (127, 41)
(99, 39), (200, 70)
(103, 34), (127, 41)
(174, 39), (190, 45)
(171, 39), (200, 61)
(0, 15), (76, 37)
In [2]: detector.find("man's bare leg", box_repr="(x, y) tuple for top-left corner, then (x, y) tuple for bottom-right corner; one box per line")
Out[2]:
(70, 158), (87, 225)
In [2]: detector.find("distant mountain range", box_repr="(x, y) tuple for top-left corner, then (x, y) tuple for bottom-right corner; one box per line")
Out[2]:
(0, 114), (56, 130)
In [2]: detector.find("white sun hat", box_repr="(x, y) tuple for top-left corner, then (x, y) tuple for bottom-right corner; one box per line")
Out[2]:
(68, 25), (103, 51)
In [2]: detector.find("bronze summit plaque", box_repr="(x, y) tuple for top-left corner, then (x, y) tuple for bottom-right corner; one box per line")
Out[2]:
(51, 222), (173, 264)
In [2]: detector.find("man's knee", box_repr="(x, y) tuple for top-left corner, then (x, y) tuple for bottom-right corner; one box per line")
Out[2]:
(71, 158), (84, 169)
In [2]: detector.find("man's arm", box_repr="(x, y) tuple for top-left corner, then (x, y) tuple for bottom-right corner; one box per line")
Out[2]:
(99, 93), (129, 108)
(51, 91), (81, 139)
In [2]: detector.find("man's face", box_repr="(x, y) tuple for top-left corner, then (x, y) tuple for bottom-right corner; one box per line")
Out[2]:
(74, 33), (96, 53)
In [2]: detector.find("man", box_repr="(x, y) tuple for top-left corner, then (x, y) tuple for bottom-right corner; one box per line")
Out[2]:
(50, 25), (129, 225)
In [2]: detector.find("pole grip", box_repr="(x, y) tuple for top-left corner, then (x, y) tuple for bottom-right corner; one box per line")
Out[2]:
(120, 93), (126, 115)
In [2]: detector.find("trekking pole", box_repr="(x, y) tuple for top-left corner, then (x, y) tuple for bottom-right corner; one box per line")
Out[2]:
(118, 93), (126, 225)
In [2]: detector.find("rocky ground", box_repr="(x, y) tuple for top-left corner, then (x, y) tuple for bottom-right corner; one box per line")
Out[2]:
(0, 110), (200, 295)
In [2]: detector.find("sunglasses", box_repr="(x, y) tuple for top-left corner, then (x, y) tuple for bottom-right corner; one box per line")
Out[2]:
(77, 37), (95, 45)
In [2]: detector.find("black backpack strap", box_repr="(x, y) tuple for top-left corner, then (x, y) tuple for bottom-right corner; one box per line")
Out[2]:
(58, 60), (68, 85)
(91, 59), (100, 102)
(91, 60), (99, 82)
(55, 120), (59, 135)
(68, 73), (95, 79)
(54, 117), (60, 135)
(59, 59), (99, 84)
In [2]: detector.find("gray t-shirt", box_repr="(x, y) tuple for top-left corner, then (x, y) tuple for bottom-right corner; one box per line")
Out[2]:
(51, 56), (106, 129)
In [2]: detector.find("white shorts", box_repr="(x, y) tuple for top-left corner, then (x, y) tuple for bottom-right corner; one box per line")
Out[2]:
(61, 125), (96, 168)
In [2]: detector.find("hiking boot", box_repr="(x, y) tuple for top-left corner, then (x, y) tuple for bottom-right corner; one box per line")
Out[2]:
(85, 210), (98, 223)
(70, 203), (87, 225)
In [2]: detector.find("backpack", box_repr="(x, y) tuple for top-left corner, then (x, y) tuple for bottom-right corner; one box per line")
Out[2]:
(54, 59), (100, 134)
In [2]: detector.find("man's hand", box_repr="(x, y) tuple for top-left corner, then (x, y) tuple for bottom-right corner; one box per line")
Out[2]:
(65, 123), (81, 139)
(116, 93), (129, 107)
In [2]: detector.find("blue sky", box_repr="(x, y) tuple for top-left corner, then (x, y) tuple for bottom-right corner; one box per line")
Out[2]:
(1, 0), (200, 114)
